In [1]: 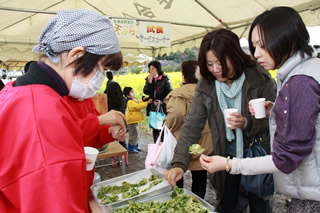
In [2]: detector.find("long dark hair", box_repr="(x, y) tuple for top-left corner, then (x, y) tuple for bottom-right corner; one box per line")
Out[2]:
(248, 6), (313, 69)
(198, 29), (255, 82)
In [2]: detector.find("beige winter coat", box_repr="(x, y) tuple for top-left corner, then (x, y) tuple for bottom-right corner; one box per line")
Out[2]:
(165, 83), (213, 170)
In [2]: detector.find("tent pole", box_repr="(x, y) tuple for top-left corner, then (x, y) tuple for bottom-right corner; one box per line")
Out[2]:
(0, 6), (57, 14)
(194, 0), (229, 29)
(0, 5), (213, 29)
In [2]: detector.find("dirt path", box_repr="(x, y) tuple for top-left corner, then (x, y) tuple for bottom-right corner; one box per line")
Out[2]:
(96, 129), (288, 212)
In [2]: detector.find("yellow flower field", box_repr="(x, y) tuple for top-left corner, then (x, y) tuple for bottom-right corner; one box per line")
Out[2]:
(98, 72), (182, 131)
(98, 72), (182, 98)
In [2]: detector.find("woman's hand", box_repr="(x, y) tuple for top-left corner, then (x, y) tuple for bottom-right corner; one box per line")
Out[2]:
(163, 167), (184, 186)
(109, 125), (126, 141)
(147, 74), (153, 83)
(98, 110), (125, 128)
(249, 100), (274, 117)
(226, 111), (245, 129)
(200, 155), (231, 173)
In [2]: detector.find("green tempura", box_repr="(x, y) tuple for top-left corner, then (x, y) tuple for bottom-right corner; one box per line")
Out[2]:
(97, 175), (163, 205)
(113, 186), (209, 213)
(189, 144), (205, 155)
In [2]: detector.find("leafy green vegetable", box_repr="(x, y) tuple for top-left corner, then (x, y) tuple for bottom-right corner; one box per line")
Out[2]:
(101, 195), (119, 205)
(113, 186), (209, 213)
(97, 175), (163, 205)
(189, 144), (205, 155)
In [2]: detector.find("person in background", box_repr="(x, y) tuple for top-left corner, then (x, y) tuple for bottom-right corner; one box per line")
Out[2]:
(106, 81), (127, 149)
(143, 60), (172, 143)
(0, 9), (124, 212)
(164, 60), (213, 199)
(200, 7), (320, 212)
(24, 61), (36, 73)
(0, 78), (4, 90)
(103, 71), (114, 94)
(123, 86), (152, 153)
(164, 29), (276, 213)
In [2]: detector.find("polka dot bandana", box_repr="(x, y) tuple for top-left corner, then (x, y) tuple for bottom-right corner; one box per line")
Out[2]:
(33, 9), (120, 63)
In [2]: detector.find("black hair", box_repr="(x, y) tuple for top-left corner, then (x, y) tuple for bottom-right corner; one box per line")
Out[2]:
(198, 28), (255, 82)
(248, 6), (313, 69)
(181, 60), (198, 84)
(72, 51), (123, 77)
(123, 87), (133, 97)
(148, 60), (163, 76)
(24, 61), (36, 73)
(106, 82), (123, 108)
(106, 72), (113, 80)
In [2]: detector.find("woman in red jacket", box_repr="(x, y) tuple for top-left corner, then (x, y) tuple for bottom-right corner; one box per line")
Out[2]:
(0, 10), (124, 213)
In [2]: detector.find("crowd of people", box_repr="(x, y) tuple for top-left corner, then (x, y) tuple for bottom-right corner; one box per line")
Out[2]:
(0, 6), (319, 213)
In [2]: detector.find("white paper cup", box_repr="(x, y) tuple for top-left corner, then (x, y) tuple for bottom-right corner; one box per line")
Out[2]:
(250, 98), (266, 119)
(111, 125), (121, 138)
(223, 108), (238, 128)
(84, 147), (99, 171)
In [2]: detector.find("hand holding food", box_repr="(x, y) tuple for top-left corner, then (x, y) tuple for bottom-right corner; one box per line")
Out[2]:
(163, 167), (184, 186)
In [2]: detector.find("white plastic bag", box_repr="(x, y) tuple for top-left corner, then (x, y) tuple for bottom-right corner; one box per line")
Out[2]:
(158, 125), (177, 169)
(145, 127), (165, 171)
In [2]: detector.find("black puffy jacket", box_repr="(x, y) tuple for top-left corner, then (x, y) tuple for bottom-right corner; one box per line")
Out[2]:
(143, 74), (172, 116)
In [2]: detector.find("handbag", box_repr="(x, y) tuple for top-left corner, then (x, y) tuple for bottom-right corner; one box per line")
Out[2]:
(145, 126), (166, 172)
(148, 102), (167, 130)
(240, 135), (274, 199)
(158, 125), (177, 169)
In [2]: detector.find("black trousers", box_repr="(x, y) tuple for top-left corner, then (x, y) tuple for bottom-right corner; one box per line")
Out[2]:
(152, 128), (162, 143)
(217, 172), (271, 213)
(176, 170), (207, 199)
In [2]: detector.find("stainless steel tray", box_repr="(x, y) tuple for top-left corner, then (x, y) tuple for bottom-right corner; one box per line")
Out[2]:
(112, 188), (216, 213)
(91, 168), (173, 213)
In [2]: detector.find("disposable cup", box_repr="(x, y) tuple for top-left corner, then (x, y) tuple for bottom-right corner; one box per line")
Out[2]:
(111, 125), (121, 138)
(250, 98), (266, 119)
(223, 108), (238, 128)
(84, 147), (99, 171)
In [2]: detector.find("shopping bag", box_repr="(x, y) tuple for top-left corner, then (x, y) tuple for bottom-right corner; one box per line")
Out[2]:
(145, 127), (166, 172)
(158, 125), (177, 169)
(240, 135), (274, 199)
(148, 103), (167, 130)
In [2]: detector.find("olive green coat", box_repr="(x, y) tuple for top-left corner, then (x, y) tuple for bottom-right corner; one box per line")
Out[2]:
(171, 65), (276, 200)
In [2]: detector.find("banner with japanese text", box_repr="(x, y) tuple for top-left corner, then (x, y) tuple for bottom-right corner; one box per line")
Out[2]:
(139, 22), (171, 47)
(112, 19), (136, 38)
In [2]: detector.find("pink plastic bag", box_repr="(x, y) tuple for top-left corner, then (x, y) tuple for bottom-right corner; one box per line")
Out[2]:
(145, 127), (166, 172)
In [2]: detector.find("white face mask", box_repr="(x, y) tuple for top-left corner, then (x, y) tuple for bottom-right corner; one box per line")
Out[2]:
(130, 92), (136, 98)
(69, 70), (105, 100)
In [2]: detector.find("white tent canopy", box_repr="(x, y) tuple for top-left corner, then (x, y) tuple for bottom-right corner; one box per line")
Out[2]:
(0, 0), (319, 70)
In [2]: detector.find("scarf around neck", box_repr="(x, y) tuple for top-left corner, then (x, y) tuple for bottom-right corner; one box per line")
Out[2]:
(215, 72), (245, 157)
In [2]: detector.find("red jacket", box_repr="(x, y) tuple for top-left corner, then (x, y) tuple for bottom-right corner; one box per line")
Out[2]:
(0, 83), (88, 212)
(64, 96), (114, 148)
(64, 96), (115, 195)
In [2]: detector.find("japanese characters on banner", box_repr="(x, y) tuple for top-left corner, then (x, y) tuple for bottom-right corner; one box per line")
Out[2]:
(112, 19), (136, 38)
(139, 22), (171, 47)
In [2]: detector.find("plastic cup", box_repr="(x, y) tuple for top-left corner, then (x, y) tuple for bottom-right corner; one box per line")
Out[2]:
(84, 147), (99, 171)
(111, 125), (121, 138)
(250, 98), (266, 119)
(223, 108), (238, 128)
